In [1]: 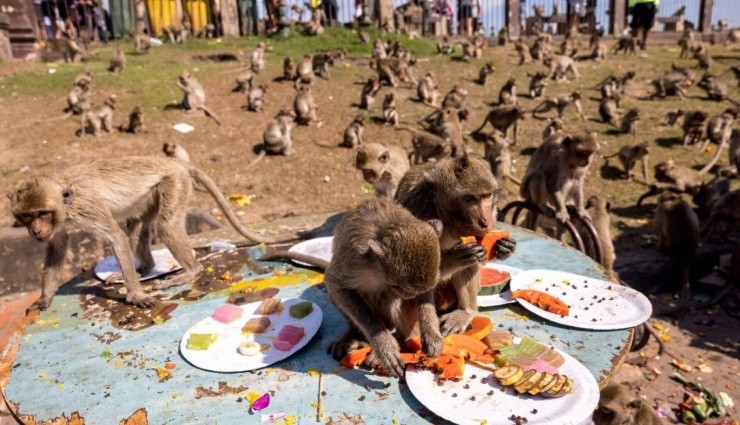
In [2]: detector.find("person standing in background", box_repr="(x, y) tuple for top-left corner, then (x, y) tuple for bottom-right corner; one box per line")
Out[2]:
(323, 0), (338, 26)
(458, 0), (472, 36)
(628, 0), (659, 50)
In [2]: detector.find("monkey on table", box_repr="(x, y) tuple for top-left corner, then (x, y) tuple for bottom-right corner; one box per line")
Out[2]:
(8, 157), (274, 311)
(395, 156), (517, 335)
(355, 143), (410, 198)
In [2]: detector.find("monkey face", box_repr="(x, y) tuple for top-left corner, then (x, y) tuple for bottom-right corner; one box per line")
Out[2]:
(361, 169), (379, 184)
(16, 211), (55, 241)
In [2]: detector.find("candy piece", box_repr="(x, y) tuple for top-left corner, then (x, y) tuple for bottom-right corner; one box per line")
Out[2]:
(289, 301), (314, 319)
(257, 298), (281, 315)
(242, 317), (272, 334)
(187, 333), (217, 350)
(272, 339), (294, 351)
(213, 303), (243, 324)
(479, 268), (511, 295)
(238, 341), (261, 356)
(277, 324), (305, 345)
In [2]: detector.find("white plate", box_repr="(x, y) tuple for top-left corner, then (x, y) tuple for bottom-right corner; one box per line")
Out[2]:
(477, 264), (524, 308)
(287, 236), (333, 267)
(94, 248), (182, 283)
(180, 298), (322, 373)
(406, 337), (600, 425)
(509, 269), (652, 330)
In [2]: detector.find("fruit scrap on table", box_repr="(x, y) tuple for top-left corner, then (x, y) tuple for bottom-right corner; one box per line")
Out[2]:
(460, 230), (511, 261)
(511, 289), (570, 317)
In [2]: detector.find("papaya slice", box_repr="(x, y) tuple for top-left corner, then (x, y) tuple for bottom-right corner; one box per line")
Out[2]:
(463, 316), (494, 341)
(512, 289), (570, 317)
(400, 352), (422, 364)
(404, 336), (423, 352)
(438, 354), (466, 380)
(444, 334), (489, 357)
(460, 230), (511, 261)
(339, 347), (372, 368)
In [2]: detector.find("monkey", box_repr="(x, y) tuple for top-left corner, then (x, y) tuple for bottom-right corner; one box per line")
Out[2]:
(692, 176), (731, 217)
(592, 71), (635, 99)
(559, 31), (579, 56)
(520, 131), (599, 223)
(247, 84), (268, 112)
(620, 108), (640, 135)
(282, 57), (296, 81)
(294, 55), (315, 87)
(692, 47), (712, 70)
(530, 36), (552, 61)
(696, 73), (729, 102)
(44, 79), (93, 123)
(162, 25), (187, 44)
(531, 91), (585, 122)
(515, 40), (532, 65)
(372, 39), (387, 59)
(701, 189), (740, 242)
(119, 106), (145, 134)
(250, 42), (266, 73)
(9, 156), (274, 311)
(312, 53), (334, 80)
(417, 72), (438, 106)
(724, 129), (740, 177)
(72, 70), (93, 88)
(78, 95), (117, 137)
(459, 41), (481, 62)
(497, 27), (508, 46)
(682, 110), (708, 147)
(588, 39), (608, 62)
(593, 382), (666, 425)
(45, 38), (86, 63)
(131, 30), (152, 54)
(398, 127), (451, 165)
(434, 36), (453, 54)
(304, 8), (324, 35)
(649, 68), (693, 100)
(247, 109), (296, 168)
(231, 69), (254, 93)
(476, 62), (495, 86)
(176, 71), (221, 125)
(611, 36), (638, 55)
(108, 47), (126, 73)
(603, 143), (650, 183)
(375, 56), (413, 88)
(636, 160), (710, 207)
(432, 107), (466, 158)
(598, 94), (623, 127)
(162, 142), (190, 163)
(497, 77), (517, 106)
(720, 65), (740, 87)
(472, 105), (526, 144)
(527, 72), (548, 99)
(355, 143), (410, 198)
(441, 85), (468, 110)
(293, 85), (318, 126)
(542, 117), (564, 140)
(663, 109), (684, 127)
(582, 196), (615, 273)
(358, 29), (370, 44)
(394, 156), (517, 335)
(341, 115), (365, 148)
(701, 107), (737, 152)
(360, 77), (381, 110)
(383, 93), (399, 127)
(677, 28), (696, 59)
(544, 55), (580, 81)
(483, 133), (521, 185)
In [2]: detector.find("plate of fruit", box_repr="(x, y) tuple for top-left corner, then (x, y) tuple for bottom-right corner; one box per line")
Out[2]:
(477, 263), (523, 308)
(179, 297), (322, 372)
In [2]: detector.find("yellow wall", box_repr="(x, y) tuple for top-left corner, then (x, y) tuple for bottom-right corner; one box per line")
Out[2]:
(146, 0), (209, 36)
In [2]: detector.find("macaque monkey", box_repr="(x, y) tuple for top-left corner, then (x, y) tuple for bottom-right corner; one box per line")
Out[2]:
(593, 383), (665, 425)
(583, 196), (615, 272)
(247, 84), (268, 112)
(358, 29), (370, 44)
(283, 57), (296, 81)
(473, 105), (526, 144)
(79, 95), (117, 137)
(432, 107), (466, 158)
(530, 36), (552, 61)
(636, 160), (708, 207)
(599, 94), (623, 127)
(603, 143), (650, 183)
(395, 156), (517, 335)
(417, 72), (438, 106)
(692, 47), (712, 70)
(585, 40), (608, 62)
(497, 27), (508, 46)
(497, 77), (517, 106)
(119, 106), (145, 134)
(527, 72), (548, 99)
(195, 23), (216, 38)
(177, 71), (221, 125)
(108, 47), (126, 73)
(649, 69), (693, 100)
(532, 91), (585, 122)
(682, 110), (708, 147)
(702, 189), (740, 242)
(520, 131), (599, 223)
(312, 53), (334, 79)
(341, 115), (365, 148)
(250, 42), (266, 73)
(483, 133), (521, 185)
(720, 65), (740, 87)
(593, 71), (634, 99)
(620, 108), (640, 135)
(372, 39), (387, 59)
(692, 176), (730, 216)
(663, 109), (684, 127)
(441, 85), (468, 110)
(460, 41), (481, 62)
(515, 40), (532, 65)
(294, 55), (315, 87)
(290, 85), (316, 126)
(248, 109), (296, 168)
(231, 69), (254, 93)
(398, 127), (451, 164)
(696, 73), (728, 102)
(162, 142), (190, 163)
(436, 36), (453, 54)
(543, 117), (564, 140)
(383, 93), (399, 126)
(9, 156), (272, 311)
(131, 31), (152, 54)
(360, 77), (381, 110)
(653, 192), (699, 299)
(477, 62), (495, 85)
(611, 36), (638, 55)
(305, 8), (324, 35)
(544, 55), (580, 81)
(162, 24), (188, 43)
(376, 56), (412, 87)
(72, 70), (93, 88)
(46, 38), (86, 63)
(677, 29), (696, 58)
(355, 143), (410, 198)
(46, 79), (92, 122)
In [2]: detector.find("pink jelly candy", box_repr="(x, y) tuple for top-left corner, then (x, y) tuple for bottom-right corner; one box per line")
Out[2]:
(277, 324), (305, 345)
(212, 303), (243, 324)
(272, 339), (294, 351)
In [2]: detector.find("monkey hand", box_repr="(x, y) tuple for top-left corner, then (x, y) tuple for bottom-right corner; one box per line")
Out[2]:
(577, 208), (591, 221)
(368, 333), (405, 377)
(555, 209), (570, 224)
(421, 332), (444, 358)
(440, 310), (473, 336)
(493, 237), (517, 260)
(440, 243), (487, 277)
(126, 291), (156, 308)
(27, 297), (52, 313)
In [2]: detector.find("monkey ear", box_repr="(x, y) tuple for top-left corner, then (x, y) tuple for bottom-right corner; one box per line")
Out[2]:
(453, 155), (472, 176)
(426, 219), (443, 236)
(379, 151), (390, 164)
(367, 239), (386, 258)
(5, 190), (15, 202)
(62, 186), (74, 204)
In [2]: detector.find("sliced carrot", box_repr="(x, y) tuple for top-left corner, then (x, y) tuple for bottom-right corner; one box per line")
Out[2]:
(340, 347), (372, 368)
(460, 230), (511, 261)
(463, 316), (494, 341)
(512, 290), (570, 317)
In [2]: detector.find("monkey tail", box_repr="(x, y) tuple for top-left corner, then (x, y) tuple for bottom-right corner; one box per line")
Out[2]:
(394, 126), (417, 135)
(188, 167), (273, 244)
(199, 106), (221, 126)
(246, 150), (267, 169)
(506, 174), (522, 185)
(313, 140), (339, 148)
(40, 111), (74, 124)
(698, 139), (726, 175)
(258, 251), (329, 271)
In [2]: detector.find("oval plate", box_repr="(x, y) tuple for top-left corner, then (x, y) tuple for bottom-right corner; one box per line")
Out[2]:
(477, 263), (524, 308)
(94, 248), (182, 283)
(287, 236), (333, 267)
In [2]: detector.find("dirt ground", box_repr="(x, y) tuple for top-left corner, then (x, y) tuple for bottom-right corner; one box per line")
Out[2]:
(0, 29), (738, 423)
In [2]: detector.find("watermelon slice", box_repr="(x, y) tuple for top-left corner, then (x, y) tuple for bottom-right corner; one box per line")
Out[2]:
(479, 268), (511, 296)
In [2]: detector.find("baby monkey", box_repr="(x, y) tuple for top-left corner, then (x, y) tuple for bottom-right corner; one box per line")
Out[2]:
(247, 84), (268, 112)
(417, 72), (438, 106)
(119, 106), (145, 134)
(360, 77), (381, 110)
(603, 143), (650, 183)
(355, 143), (410, 198)
(477, 62), (495, 86)
(383, 93), (399, 126)
(79, 95), (117, 137)
(162, 142), (190, 163)
(341, 115), (365, 148)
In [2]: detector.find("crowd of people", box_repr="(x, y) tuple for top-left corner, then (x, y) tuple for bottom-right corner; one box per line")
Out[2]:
(35, 0), (111, 43)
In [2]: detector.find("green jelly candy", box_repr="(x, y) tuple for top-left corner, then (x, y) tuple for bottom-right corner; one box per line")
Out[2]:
(289, 301), (314, 319)
(187, 333), (217, 350)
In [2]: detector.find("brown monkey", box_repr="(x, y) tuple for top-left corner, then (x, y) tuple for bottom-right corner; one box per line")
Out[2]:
(611, 36), (638, 55)
(472, 105), (526, 144)
(261, 109), (295, 158)
(430, 107), (466, 158)
(498, 77), (517, 106)
(177, 71), (221, 125)
(8, 156), (272, 311)
(108, 47), (126, 73)
(162, 25), (187, 44)
(663, 109), (684, 127)
(677, 29), (696, 58)
(376, 56), (414, 87)
(620, 108), (640, 135)
(45, 79), (93, 123)
(583, 196), (615, 273)
(250, 41), (266, 73)
(293, 85), (318, 125)
(398, 127), (451, 165)
(283, 57), (296, 81)
(497, 27), (508, 46)
(119, 106), (145, 134)
(636, 160), (709, 207)
(603, 143), (650, 183)
(483, 133), (521, 185)
(340, 115), (365, 148)
(360, 77), (381, 110)
(653, 192), (699, 299)
(357, 29), (370, 44)
(46, 38), (86, 62)
(593, 383), (665, 425)
(720, 65), (740, 87)
(593, 71), (634, 99)
(520, 131), (599, 223)
(372, 39), (387, 59)
(527, 71), (548, 99)
(355, 143), (410, 198)
(459, 41), (480, 62)
(383, 93), (399, 126)
(598, 94), (623, 127)
(437, 36), (454, 54)
(312, 53), (334, 79)
(162, 142), (190, 163)
(72, 70), (93, 87)
(649, 69), (693, 100)
(702, 189), (740, 242)
(231, 70), (254, 93)
(79, 95), (117, 137)
(441, 85), (468, 110)
(577, 40), (608, 62)
(530, 35), (552, 61)
(417, 72), (438, 106)
(692, 47), (712, 70)
(696, 73), (728, 102)
(532, 91), (585, 122)
(131, 31), (152, 54)
(294, 55), (315, 87)
(692, 176), (730, 216)
(395, 156), (517, 335)
(542, 117), (565, 140)
(515, 40), (532, 65)
(544, 55), (580, 81)
(682, 110), (708, 147)
(701, 107), (736, 151)
(477, 62), (495, 85)
(247, 84), (268, 112)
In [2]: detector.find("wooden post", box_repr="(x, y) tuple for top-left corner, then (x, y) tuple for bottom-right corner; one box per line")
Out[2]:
(377, 0), (393, 30)
(698, 0), (713, 33)
(505, 0), (520, 40)
(220, 0), (240, 35)
(609, 0), (626, 36)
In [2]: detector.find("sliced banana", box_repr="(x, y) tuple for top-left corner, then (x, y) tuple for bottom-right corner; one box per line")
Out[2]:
(492, 366), (573, 398)
(494, 365), (524, 386)
(528, 372), (555, 395)
(544, 374), (568, 397)
(238, 341), (261, 356)
(514, 370), (543, 394)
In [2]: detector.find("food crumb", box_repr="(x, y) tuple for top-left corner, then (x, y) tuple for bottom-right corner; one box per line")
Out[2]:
(470, 395), (476, 401)
(531, 409), (538, 414)
(452, 393), (458, 398)
(487, 390), (494, 396)
(358, 395), (366, 401)
(464, 384), (470, 389)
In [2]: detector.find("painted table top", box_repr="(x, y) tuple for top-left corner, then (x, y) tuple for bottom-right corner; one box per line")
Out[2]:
(5, 223), (632, 424)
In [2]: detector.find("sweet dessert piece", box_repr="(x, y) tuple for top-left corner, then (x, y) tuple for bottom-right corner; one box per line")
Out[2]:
(187, 333), (217, 350)
(238, 341), (261, 356)
(288, 301), (314, 319)
(257, 298), (281, 315)
(213, 303), (243, 324)
(242, 317), (271, 334)
(478, 268), (511, 295)
(272, 324), (305, 351)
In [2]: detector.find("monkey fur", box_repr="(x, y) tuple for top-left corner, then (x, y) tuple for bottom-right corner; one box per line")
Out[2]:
(355, 143), (410, 198)
(119, 106), (145, 134)
(177, 71), (221, 125)
(603, 143), (650, 183)
(483, 133), (521, 185)
(162, 142), (190, 163)
(472, 105), (526, 145)
(108, 47), (126, 73)
(593, 383), (665, 425)
(79, 95), (117, 137)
